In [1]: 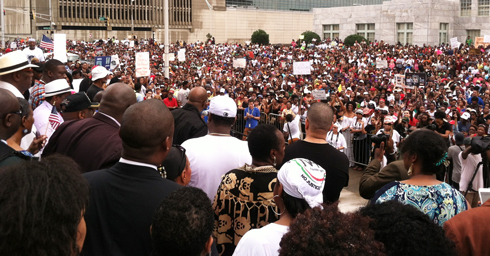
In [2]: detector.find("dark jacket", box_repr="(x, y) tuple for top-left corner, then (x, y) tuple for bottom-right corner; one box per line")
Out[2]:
(359, 159), (409, 199)
(82, 162), (182, 256)
(0, 142), (30, 168)
(42, 112), (122, 172)
(171, 103), (207, 145)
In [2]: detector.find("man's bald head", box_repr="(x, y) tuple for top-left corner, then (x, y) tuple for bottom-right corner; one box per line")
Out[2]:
(0, 89), (21, 139)
(98, 83), (137, 122)
(187, 87), (208, 112)
(120, 99), (174, 162)
(307, 102), (333, 133)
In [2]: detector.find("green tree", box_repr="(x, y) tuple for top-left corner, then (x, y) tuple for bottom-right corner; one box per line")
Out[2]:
(301, 31), (321, 45)
(251, 29), (269, 45)
(344, 34), (368, 46)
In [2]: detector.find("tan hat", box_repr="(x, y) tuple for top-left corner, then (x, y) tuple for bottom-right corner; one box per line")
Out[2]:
(0, 51), (38, 76)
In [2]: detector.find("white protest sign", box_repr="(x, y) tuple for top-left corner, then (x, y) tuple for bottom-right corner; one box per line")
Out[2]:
(164, 53), (175, 61)
(10, 42), (16, 49)
(376, 59), (388, 69)
(53, 34), (67, 63)
(110, 54), (119, 70)
(178, 48), (186, 62)
(450, 37), (459, 49)
(233, 58), (246, 68)
(394, 74), (408, 89)
(293, 61), (311, 75)
(129, 41), (135, 48)
(281, 61), (286, 68)
(484, 35), (490, 43)
(311, 90), (327, 100)
(135, 52), (150, 77)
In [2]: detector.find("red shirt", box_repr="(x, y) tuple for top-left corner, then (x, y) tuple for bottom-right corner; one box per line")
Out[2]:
(163, 97), (178, 108)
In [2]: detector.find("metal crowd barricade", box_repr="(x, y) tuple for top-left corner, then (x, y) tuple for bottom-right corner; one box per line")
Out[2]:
(351, 134), (373, 167)
(267, 113), (283, 131)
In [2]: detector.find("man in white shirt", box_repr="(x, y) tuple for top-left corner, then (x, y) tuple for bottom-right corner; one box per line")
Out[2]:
(177, 81), (190, 107)
(182, 96), (252, 201)
(23, 38), (45, 63)
(459, 137), (484, 208)
(0, 50), (38, 98)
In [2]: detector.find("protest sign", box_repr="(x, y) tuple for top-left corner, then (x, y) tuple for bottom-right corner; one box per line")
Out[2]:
(135, 52), (150, 77)
(129, 41), (135, 48)
(484, 35), (490, 43)
(293, 61), (311, 75)
(376, 59), (388, 69)
(53, 34), (67, 63)
(10, 42), (16, 49)
(178, 48), (186, 62)
(394, 74), (406, 88)
(164, 53), (175, 61)
(475, 37), (490, 48)
(110, 55), (119, 70)
(311, 90), (327, 100)
(95, 56), (111, 70)
(233, 58), (246, 68)
(450, 37), (459, 49)
(404, 73), (426, 89)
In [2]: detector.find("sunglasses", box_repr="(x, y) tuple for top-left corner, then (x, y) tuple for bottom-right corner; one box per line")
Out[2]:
(3, 108), (23, 118)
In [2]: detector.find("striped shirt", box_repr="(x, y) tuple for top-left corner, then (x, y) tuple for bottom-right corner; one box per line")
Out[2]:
(30, 80), (45, 110)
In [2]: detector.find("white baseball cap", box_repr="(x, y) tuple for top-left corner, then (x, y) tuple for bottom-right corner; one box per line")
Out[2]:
(208, 96), (237, 118)
(91, 66), (110, 81)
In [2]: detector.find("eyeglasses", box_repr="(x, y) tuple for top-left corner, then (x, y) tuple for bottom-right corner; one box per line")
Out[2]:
(3, 108), (22, 118)
(173, 144), (187, 174)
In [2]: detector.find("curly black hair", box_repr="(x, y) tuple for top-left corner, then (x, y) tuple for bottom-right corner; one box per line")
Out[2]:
(279, 203), (386, 256)
(360, 201), (457, 256)
(248, 124), (282, 163)
(401, 129), (448, 175)
(0, 155), (89, 256)
(151, 187), (214, 256)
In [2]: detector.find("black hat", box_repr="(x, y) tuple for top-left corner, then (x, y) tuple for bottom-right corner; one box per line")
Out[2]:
(62, 92), (99, 113)
(161, 146), (187, 181)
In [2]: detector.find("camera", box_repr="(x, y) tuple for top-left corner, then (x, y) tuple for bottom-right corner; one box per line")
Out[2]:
(470, 136), (490, 154)
(371, 134), (390, 149)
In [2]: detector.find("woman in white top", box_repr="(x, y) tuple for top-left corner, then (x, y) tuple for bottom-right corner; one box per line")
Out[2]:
(340, 101), (357, 166)
(283, 114), (301, 144)
(233, 158), (326, 256)
(326, 122), (346, 153)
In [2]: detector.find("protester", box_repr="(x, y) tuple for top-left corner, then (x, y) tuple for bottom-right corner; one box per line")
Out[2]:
(0, 155), (89, 255)
(0, 89), (26, 166)
(283, 113), (301, 144)
(326, 122), (346, 152)
(171, 86), (208, 145)
(243, 99), (260, 140)
(61, 92), (99, 121)
(151, 187), (214, 256)
(370, 129), (468, 226)
(282, 102), (349, 204)
(279, 204), (386, 256)
(6, 98), (46, 158)
(42, 83), (136, 172)
(0, 50), (37, 98)
(30, 59), (67, 109)
(82, 99), (181, 256)
(233, 158), (326, 256)
(182, 95), (252, 201)
(213, 124), (285, 255)
(447, 132), (465, 190)
(164, 89), (179, 109)
(87, 66), (110, 101)
(360, 201), (457, 256)
(161, 145), (192, 186)
(459, 137), (484, 208)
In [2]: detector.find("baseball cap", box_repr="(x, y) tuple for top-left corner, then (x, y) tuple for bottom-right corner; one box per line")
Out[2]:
(219, 88), (225, 93)
(355, 109), (363, 115)
(277, 158), (325, 208)
(169, 90), (174, 94)
(91, 66), (110, 81)
(62, 92), (99, 112)
(208, 95), (237, 118)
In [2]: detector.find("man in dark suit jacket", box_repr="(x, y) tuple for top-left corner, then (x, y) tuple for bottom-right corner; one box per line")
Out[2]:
(42, 83), (136, 172)
(444, 199), (490, 256)
(0, 89), (26, 167)
(171, 87), (208, 145)
(82, 99), (181, 256)
(359, 141), (409, 199)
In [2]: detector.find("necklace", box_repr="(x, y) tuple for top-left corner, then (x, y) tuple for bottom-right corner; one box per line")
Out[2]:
(209, 132), (231, 137)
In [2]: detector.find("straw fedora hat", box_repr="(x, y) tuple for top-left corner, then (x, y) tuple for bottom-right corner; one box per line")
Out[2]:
(0, 51), (38, 76)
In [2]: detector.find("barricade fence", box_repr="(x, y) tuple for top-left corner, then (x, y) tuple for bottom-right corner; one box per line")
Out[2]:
(231, 112), (376, 164)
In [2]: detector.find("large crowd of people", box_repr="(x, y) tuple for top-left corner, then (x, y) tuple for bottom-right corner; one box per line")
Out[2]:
(0, 35), (489, 255)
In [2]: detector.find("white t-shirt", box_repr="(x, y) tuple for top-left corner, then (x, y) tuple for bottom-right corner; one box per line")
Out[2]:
(459, 152), (484, 192)
(72, 78), (83, 93)
(326, 131), (346, 153)
(233, 223), (288, 256)
(23, 47), (45, 63)
(182, 135), (252, 201)
(376, 129), (401, 153)
(283, 115), (301, 140)
(177, 88), (190, 106)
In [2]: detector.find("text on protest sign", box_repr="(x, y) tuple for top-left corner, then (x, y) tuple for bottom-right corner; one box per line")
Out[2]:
(53, 34), (67, 63)
(135, 52), (150, 77)
(376, 59), (388, 69)
(233, 58), (246, 68)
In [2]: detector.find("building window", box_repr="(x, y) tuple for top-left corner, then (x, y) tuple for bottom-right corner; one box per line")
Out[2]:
(467, 30), (481, 44)
(461, 0), (471, 16)
(323, 24), (339, 40)
(479, 0), (490, 16)
(439, 23), (449, 45)
(356, 23), (375, 42)
(397, 23), (413, 45)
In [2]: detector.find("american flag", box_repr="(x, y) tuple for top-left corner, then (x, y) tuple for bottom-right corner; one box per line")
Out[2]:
(40, 34), (54, 50)
(48, 104), (62, 130)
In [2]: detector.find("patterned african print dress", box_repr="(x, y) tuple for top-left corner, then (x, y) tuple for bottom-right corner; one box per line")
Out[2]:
(212, 165), (279, 256)
(371, 181), (468, 226)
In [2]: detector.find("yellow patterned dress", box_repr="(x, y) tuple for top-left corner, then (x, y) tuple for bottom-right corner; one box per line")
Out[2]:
(212, 164), (279, 256)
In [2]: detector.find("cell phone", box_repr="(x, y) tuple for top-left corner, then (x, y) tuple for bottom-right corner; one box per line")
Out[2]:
(479, 188), (490, 204)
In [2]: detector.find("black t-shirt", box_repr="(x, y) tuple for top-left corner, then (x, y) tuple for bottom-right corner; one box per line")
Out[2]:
(435, 121), (451, 147)
(86, 84), (104, 101)
(79, 77), (93, 93)
(281, 141), (349, 204)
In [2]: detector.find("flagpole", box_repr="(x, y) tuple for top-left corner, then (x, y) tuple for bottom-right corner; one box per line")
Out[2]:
(45, 101), (55, 136)
(1, 0), (5, 48)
